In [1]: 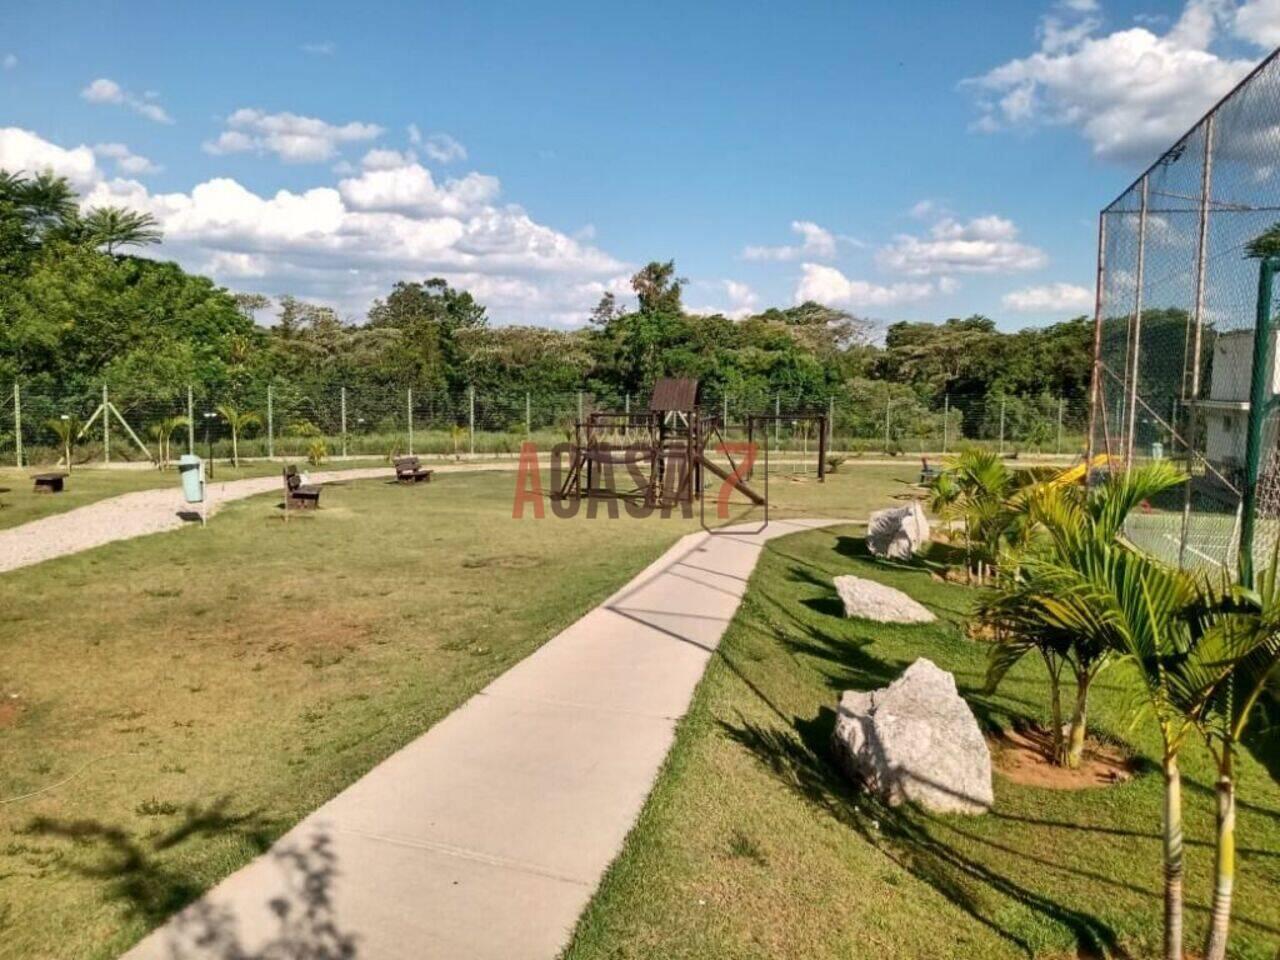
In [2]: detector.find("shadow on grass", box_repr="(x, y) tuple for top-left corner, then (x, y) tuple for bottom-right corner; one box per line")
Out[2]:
(27, 804), (358, 958)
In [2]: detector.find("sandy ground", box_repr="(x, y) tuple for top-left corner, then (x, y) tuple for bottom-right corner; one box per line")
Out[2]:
(0, 464), (515, 575)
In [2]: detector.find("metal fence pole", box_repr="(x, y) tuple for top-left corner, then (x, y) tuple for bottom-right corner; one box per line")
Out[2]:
(827, 396), (834, 446)
(525, 391), (531, 438)
(775, 395), (780, 445)
(942, 393), (949, 455)
(1125, 174), (1150, 468)
(13, 382), (22, 468)
(577, 390), (583, 424)
(267, 384), (275, 459)
(407, 388), (414, 455)
(187, 385), (194, 454)
(103, 383), (110, 464)
(469, 385), (476, 456)
(724, 394), (729, 428)
(1239, 256), (1278, 586)
(884, 391), (891, 451)
(999, 397), (1006, 456)
(340, 386), (348, 458)
(1056, 397), (1064, 455)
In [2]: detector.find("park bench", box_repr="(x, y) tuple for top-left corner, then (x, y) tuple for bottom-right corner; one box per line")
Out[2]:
(283, 466), (322, 510)
(33, 472), (69, 494)
(918, 457), (937, 485)
(394, 456), (433, 484)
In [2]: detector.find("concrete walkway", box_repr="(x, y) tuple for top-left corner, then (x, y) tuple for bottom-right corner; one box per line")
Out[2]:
(0, 464), (514, 574)
(122, 517), (833, 960)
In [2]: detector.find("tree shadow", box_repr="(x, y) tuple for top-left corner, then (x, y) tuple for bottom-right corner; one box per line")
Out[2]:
(26, 797), (275, 926)
(720, 713), (1127, 958)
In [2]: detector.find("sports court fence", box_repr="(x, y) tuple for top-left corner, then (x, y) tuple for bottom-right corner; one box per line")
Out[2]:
(1, 381), (1089, 468)
(1090, 47), (1280, 575)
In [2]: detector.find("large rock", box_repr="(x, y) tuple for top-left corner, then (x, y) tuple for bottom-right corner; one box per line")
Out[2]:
(866, 502), (930, 560)
(831, 658), (993, 815)
(833, 575), (935, 624)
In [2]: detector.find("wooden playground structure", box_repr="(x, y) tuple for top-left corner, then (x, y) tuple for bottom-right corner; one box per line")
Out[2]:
(554, 377), (827, 509)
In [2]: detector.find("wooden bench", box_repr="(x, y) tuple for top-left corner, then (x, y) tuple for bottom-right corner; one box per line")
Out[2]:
(918, 457), (938, 485)
(394, 456), (433, 484)
(33, 472), (69, 494)
(283, 466), (322, 510)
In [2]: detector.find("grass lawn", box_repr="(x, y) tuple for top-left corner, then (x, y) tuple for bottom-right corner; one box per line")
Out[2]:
(0, 465), (917, 959)
(564, 527), (1280, 960)
(0, 460), (388, 531)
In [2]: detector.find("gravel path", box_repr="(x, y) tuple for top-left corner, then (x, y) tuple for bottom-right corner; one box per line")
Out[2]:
(0, 466), (422, 574)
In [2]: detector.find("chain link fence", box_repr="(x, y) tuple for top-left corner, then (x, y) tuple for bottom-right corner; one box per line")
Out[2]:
(2, 381), (1090, 469)
(1092, 48), (1280, 573)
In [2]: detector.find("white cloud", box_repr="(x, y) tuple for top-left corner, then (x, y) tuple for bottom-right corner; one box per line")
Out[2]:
(1236, 0), (1280, 45)
(690, 279), (760, 319)
(3, 54), (16, 70)
(422, 133), (467, 164)
(743, 220), (839, 261)
(361, 148), (415, 170)
(301, 41), (336, 55)
(2, 126), (624, 325)
(1002, 282), (1095, 313)
(93, 142), (161, 176)
(794, 264), (938, 309)
(877, 214), (1046, 275)
(80, 77), (173, 124)
(0, 127), (97, 187)
(203, 108), (383, 163)
(967, 1), (1257, 160)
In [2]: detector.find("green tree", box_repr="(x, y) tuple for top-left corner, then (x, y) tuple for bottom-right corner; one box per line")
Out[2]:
(216, 404), (261, 467)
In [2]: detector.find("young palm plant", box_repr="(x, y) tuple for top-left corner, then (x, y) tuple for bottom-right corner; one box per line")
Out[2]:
(44, 416), (83, 471)
(215, 405), (261, 468)
(146, 415), (190, 469)
(1183, 558), (1280, 960)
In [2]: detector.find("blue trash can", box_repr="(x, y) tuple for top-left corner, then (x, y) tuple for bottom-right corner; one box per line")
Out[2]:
(179, 454), (205, 504)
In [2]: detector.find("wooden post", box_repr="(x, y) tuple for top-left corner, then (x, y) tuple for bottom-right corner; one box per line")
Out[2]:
(818, 414), (827, 482)
(12, 382), (21, 469)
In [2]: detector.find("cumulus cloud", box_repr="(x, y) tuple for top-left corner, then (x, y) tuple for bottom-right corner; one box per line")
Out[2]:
(80, 77), (173, 124)
(743, 220), (840, 261)
(422, 133), (467, 164)
(93, 142), (161, 176)
(1002, 282), (1095, 313)
(1, 126), (625, 325)
(794, 264), (940, 309)
(967, 1), (1258, 160)
(203, 108), (383, 163)
(690, 279), (760, 319)
(878, 214), (1046, 276)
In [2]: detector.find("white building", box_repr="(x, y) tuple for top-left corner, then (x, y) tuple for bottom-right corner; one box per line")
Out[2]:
(1197, 328), (1280, 468)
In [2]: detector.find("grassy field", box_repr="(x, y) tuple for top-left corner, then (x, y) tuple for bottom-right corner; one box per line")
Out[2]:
(564, 527), (1280, 960)
(0, 465), (918, 959)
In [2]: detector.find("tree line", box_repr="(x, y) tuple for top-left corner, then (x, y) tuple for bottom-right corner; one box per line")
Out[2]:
(1, 171), (1093, 433)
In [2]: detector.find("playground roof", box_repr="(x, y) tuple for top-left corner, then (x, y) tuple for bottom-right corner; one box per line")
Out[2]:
(649, 378), (699, 412)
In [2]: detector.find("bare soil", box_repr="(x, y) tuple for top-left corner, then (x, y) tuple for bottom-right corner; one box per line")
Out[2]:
(989, 725), (1136, 790)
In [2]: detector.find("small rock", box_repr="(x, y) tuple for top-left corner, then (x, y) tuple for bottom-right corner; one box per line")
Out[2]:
(833, 575), (935, 624)
(866, 502), (930, 560)
(831, 658), (993, 815)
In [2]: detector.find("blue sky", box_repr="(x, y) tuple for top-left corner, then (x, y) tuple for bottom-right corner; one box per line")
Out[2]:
(1, 0), (1277, 330)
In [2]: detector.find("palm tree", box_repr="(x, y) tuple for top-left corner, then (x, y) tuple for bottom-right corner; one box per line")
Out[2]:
(981, 462), (1185, 768)
(929, 448), (1038, 583)
(1183, 560), (1280, 960)
(80, 206), (162, 254)
(44, 416), (83, 471)
(215, 405), (261, 468)
(147, 415), (190, 469)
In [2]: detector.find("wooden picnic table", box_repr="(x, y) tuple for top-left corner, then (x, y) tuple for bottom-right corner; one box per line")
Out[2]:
(33, 472), (69, 494)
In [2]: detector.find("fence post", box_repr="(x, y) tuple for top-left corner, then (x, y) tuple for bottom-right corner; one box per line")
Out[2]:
(625, 393), (631, 416)
(525, 391), (531, 439)
(267, 384), (275, 459)
(1124, 174), (1150, 468)
(999, 397), (1006, 456)
(943, 393), (949, 455)
(1056, 396), (1064, 455)
(103, 383), (110, 464)
(774, 394), (780, 446)
(13, 382), (22, 469)
(407, 388), (414, 455)
(827, 396), (834, 446)
(340, 386), (348, 458)
(884, 391), (891, 452)
(469, 385), (476, 456)
(724, 394), (729, 428)
(187, 385), (195, 454)
(577, 390), (583, 424)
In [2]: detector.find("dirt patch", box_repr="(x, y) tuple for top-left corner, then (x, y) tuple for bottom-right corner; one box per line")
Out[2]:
(0, 695), (21, 728)
(989, 726), (1136, 790)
